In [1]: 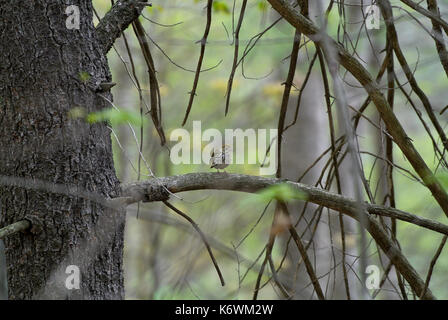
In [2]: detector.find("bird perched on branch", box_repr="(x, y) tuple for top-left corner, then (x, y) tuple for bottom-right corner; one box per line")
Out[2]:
(210, 144), (232, 172)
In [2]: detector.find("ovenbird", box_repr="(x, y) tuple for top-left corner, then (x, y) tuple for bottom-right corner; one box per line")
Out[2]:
(210, 144), (232, 172)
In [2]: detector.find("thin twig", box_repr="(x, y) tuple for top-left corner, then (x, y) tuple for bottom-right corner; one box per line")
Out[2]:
(182, 0), (214, 126)
(420, 235), (447, 299)
(225, 0), (247, 116)
(162, 201), (225, 286)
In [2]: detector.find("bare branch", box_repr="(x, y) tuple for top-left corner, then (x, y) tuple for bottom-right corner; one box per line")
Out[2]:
(281, 202), (325, 300)
(132, 19), (166, 145)
(182, 0), (214, 126)
(0, 171), (441, 298)
(162, 201), (225, 286)
(420, 235), (447, 299)
(266, 0), (448, 219)
(225, 0), (248, 116)
(378, 0), (448, 151)
(95, 0), (150, 54)
(400, 0), (448, 35)
(426, 0), (448, 78)
(119, 172), (440, 298)
(0, 220), (30, 240)
(119, 173), (448, 238)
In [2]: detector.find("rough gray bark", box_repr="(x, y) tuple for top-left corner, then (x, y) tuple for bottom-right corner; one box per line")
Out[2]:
(0, 1), (125, 299)
(0, 240), (7, 300)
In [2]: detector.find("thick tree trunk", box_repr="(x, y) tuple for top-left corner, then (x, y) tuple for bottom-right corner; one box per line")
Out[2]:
(0, 1), (124, 299)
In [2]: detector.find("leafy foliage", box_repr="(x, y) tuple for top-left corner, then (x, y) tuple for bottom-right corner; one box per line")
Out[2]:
(78, 71), (91, 83)
(256, 183), (307, 202)
(212, 1), (230, 14)
(87, 108), (146, 126)
(69, 107), (146, 127)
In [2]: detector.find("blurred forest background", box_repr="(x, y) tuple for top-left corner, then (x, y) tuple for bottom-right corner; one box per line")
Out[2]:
(92, 0), (448, 299)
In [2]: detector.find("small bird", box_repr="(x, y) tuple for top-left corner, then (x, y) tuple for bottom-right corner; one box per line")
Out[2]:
(210, 144), (232, 172)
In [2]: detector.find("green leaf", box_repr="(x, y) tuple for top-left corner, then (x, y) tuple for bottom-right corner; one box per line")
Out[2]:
(240, 183), (307, 209)
(213, 1), (230, 14)
(78, 71), (91, 83)
(256, 183), (307, 202)
(86, 108), (147, 127)
(436, 171), (448, 190)
(257, 1), (267, 11)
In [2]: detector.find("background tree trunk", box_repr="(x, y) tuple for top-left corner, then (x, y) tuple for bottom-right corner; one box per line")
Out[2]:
(0, 1), (124, 299)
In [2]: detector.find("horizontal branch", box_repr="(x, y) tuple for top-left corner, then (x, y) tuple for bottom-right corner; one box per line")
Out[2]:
(0, 173), (439, 298)
(119, 172), (436, 299)
(95, 0), (150, 54)
(0, 220), (30, 240)
(120, 173), (448, 236)
(2, 172), (445, 246)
